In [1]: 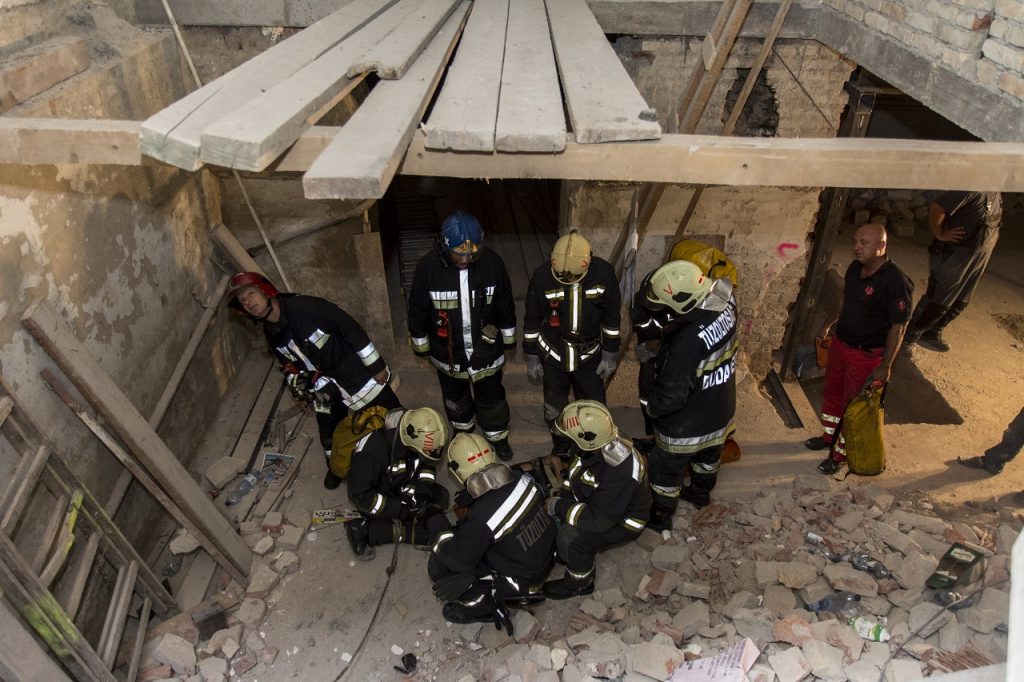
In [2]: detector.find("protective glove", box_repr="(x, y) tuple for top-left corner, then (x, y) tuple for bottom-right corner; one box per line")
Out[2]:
(432, 572), (475, 602)
(636, 340), (658, 364)
(286, 372), (313, 401)
(469, 325), (502, 371)
(545, 495), (561, 517)
(526, 355), (544, 383)
(595, 351), (619, 380)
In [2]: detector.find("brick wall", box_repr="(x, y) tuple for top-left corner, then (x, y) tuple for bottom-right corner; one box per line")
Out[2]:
(824, 0), (1024, 100)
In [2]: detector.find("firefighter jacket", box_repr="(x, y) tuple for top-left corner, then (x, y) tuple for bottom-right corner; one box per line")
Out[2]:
(408, 247), (517, 379)
(523, 257), (621, 371)
(431, 473), (555, 579)
(551, 441), (651, 534)
(645, 297), (738, 454)
(346, 428), (441, 519)
(630, 270), (670, 346)
(263, 294), (389, 411)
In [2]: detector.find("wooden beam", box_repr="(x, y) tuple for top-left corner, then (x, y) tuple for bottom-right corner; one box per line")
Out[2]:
(198, 0), (452, 171)
(302, 4), (470, 199)
(0, 118), (142, 165)
(546, 0), (660, 143)
(423, 0), (508, 152)
(494, 0), (565, 153)
(0, 37), (91, 114)
(140, 0), (395, 170)
(346, 0), (461, 79)
(722, 0), (793, 135)
(22, 301), (251, 582)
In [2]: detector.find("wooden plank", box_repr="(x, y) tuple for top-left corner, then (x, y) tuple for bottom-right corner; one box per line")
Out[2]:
(97, 560), (138, 669)
(139, 0), (396, 170)
(60, 533), (99, 620)
(40, 369), (248, 587)
(198, 0), (450, 171)
(22, 303), (252, 582)
(39, 489), (84, 588)
(0, 117), (141, 166)
(423, 0), (508, 152)
(0, 445), (49, 533)
(722, 0), (793, 135)
(494, 0), (565, 153)
(0, 37), (91, 114)
(125, 596), (152, 682)
(545, 0), (660, 143)
(347, 0), (461, 79)
(303, 4), (470, 199)
(0, 396), (12, 428)
(0, 599), (73, 682)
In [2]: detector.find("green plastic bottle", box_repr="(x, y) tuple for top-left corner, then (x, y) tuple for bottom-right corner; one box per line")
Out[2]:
(848, 616), (891, 642)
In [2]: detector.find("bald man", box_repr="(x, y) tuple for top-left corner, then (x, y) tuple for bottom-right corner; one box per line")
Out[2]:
(805, 224), (914, 474)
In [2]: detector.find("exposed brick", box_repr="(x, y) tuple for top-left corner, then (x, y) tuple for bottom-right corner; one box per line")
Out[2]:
(997, 68), (1024, 95)
(983, 37), (1024, 69)
(935, 22), (988, 50)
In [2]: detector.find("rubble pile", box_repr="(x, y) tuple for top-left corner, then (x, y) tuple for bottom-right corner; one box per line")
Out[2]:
(844, 189), (1024, 238)
(137, 512), (306, 681)
(412, 476), (1016, 682)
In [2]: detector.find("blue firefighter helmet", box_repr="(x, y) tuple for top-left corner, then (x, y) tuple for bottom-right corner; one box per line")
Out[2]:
(440, 211), (484, 265)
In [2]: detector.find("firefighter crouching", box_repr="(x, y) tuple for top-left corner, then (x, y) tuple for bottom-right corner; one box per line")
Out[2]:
(642, 260), (738, 531)
(407, 211), (518, 461)
(344, 408), (451, 560)
(429, 433), (556, 632)
(542, 401), (651, 600)
(523, 231), (621, 459)
(227, 272), (401, 490)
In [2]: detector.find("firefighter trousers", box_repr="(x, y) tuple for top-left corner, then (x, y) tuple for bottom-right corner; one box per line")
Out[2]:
(437, 370), (511, 442)
(557, 522), (640, 589)
(648, 443), (723, 514)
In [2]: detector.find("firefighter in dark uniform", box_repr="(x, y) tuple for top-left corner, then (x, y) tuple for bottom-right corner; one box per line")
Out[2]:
(408, 211), (517, 461)
(429, 433), (556, 631)
(344, 407), (452, 560)
(542, 401), (651, 599)
(642, 260), (738, 530)
(523, 231), (621, 457)
(228, 272), (401, 490)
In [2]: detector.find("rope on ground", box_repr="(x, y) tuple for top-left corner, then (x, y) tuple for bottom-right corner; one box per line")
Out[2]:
(332, 542), (401, 682)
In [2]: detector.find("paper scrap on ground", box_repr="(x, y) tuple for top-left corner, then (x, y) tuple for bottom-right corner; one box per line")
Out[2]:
(669, 637), (759, 682)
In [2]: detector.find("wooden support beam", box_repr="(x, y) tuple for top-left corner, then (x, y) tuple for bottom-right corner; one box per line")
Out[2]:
(495, 0), (565, 153)
(346, 0), (462, 79)
(302, 4), (470, 199)
(546, 0), (660, 143)
(423, 0), (509, 152)
(199, 0), (457, 171)
(0, 118), (142, 166)
(22, 302), (251, 582)
(0, 36), (91, 114)
(140, 0), (395, 170)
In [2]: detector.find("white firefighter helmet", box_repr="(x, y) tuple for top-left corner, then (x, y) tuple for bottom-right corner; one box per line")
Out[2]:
(446, 433), (498, 486)
(550, 231), (592, 284)
(399, 407), (451, 461)
(643, 260), (714, 315)
(555, 400), (618, 451)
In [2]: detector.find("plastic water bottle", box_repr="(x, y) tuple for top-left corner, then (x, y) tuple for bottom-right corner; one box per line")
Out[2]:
(806, 591), (862, 617)
(225, 473), (258, 506)
(848, 616), (891, 642)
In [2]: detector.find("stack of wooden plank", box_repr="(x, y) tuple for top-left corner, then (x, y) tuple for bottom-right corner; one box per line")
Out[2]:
(139, 0), (661, 201)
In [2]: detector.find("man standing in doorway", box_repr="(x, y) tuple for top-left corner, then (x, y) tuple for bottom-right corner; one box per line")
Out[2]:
(228, 272), (401, 489)
(407, 211), (518, 461)
(804, 224), (914, 474)
(904, 191), (1001, 352)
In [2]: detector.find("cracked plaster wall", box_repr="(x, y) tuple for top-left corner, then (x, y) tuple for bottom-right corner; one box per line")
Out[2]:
(0, 2), (248, 551)
(567, 37), (854, 379)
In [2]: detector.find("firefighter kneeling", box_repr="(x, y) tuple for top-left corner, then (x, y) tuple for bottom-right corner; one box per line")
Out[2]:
(344, 408), (451, 560)
(543, 401), (651, 599)
(429, 434), (556, 633)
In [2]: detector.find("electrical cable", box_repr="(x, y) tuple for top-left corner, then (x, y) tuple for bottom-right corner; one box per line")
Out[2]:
(332, 542), (401, 681)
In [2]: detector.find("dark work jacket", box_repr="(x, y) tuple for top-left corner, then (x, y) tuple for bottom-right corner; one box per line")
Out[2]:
(264, 294), (388, 410)
(646, 298), (738, 454)
(552, 442), (650, 534)
(430, 473), (554, 579)
(523, 257), (621, 370)
(346, 428), (439, 519)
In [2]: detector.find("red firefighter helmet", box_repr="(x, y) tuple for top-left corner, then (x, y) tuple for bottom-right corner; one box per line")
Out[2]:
(227, 272), (279, 311)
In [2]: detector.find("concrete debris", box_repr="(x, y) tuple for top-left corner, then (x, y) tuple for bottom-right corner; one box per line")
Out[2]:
(252, 535), (274, 555)
(244, 631), (266, 652)
(512, 609), (541, 643)
(651, 544), (690, 570)
(672, 600), (710, 637)
(231, 598), (267, 629)
(801, 639), (845, 681)
(231, 649), (257, 676)
(772, 616), (814, 646)
(594, 587), (626, 608)
(731, 608), (776, 643)
(823, 562), (878, 597)
(277, 524), (304, 550)
(246, 562), (280, 599)
(260, 647), (279, 665)
(200, 625), (243, 657)
(892, 551), (939, 591)
(883, 658), (923, 682)
(635, 528), (663, 552)
(198, 656), (227, 679)
(273, 549), (300, 574)
(151, 633), (196, 675)
(579, 598), (609, 621)
(261, 511), (284, 534)
(205, 457), (246, 489)
(675, 580), (710, 600)
(777, 562), (817, 589)
(629, 642), (687, 680)
(768, 646), (812, 682)
(168, 528), (200, 555)
(908, 601), (953, 638)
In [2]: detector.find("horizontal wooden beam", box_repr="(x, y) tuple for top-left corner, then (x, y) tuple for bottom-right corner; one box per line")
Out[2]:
(2, 118), (1023, 191)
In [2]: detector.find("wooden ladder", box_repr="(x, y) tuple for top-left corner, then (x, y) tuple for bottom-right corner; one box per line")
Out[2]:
(0, 376), (177, 681)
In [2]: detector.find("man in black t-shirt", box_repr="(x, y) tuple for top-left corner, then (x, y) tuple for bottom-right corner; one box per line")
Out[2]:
(905, 191), (1001, 352)
(804, 224), (914, 474)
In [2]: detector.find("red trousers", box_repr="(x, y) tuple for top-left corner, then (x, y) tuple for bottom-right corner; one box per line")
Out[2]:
(819, 337), (883, 457)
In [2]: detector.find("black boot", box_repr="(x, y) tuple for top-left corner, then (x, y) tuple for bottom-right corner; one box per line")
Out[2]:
(442, 591), (513, 634)
(680, 471), (716, 509)
(543, 577), (594, 600)
(324, 469), (343, 490)
(345, 518), (375, 560)
(647, 505), (674, 533)
(679, 485), (710, 509)
(492, 438), (514, 461)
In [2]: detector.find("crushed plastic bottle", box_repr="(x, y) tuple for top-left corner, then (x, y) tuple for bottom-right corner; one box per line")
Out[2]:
(806, 531), (826, 545)
(161, 553), (183, 578)
(934, 590), (976, 610)
(848, 616), (891, 642)
(805, 591), (862, 618)
(225, 473), (258, 506)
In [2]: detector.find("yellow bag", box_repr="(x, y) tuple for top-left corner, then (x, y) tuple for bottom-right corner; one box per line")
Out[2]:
(329, 405), (389, 480)
(669, 240), (739, 286)
(842, 386), (886, 476)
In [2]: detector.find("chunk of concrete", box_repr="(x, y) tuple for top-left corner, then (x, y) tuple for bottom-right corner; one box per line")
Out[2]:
(277, 524), (303, 551)
(205, 457), (246, 488)
(252, 535), (274, 555)
(652, 544), (691, 570)
(772, 616), (814, 645)
(260, 511), (284, 534)
(512, 609), (541, 643)
(823, 562), (878, 597)
(246, 563), (279, 599)
(672, 600), (710, 638)
(675, 580), (710, 600)
(636, 528), (663, 552)
(198, 656), (227, 679)
(230, 598), (267, 629)
(778, 562), (817, 589)
(595, 587), (626, 608)
(797, 578), (834, 607)
(908, 601), (952, 638)
(151, 634), (196, 675)
(732, 608), (776, 643)
(846, 659), (881, 682)
(802, 639), (846, 680)
(764, 586), (799, 616)
(273, 550), (300, 575)
(893, 551), (938, 591)
(198, 625), (242, 657)
(630, 642), (686, 680)
(768, 646), (812, 682)
(755, 561), (782, 589)
(168, 529), (200, 556)
(883, 658), (923, 682)
(230, 649), (257, 676)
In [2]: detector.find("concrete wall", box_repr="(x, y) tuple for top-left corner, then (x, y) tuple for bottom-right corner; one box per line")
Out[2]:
(824, 0), (1024, 100)
(0, 2), (249, 549)
(567, 37), (854, 377)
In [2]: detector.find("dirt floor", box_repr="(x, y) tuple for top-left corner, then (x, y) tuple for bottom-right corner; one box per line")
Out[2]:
(173, 216), (1022, 681)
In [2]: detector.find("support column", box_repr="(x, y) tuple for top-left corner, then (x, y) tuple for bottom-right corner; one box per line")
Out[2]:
(352, 231), (397, 363)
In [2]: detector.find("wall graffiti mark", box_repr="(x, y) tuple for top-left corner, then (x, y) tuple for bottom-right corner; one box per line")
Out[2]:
(776, 242), (799, 259)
